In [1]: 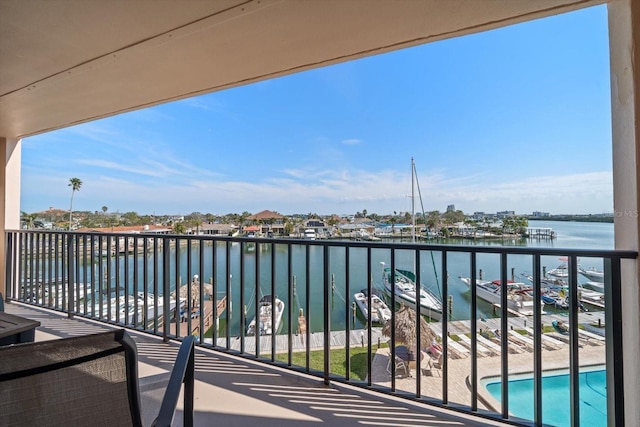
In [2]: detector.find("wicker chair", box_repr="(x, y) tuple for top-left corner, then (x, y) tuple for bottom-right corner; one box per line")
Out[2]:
(0, 329), (195, 427)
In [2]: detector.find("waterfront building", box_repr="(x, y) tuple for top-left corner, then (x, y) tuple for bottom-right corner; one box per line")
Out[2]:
(532, 211), (551, 217)
(246, 210), (286, 236)
(496, 210), (516, 219)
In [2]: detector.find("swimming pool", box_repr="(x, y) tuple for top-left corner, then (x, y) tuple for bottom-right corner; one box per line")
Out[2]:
(484, 367), (606, 427)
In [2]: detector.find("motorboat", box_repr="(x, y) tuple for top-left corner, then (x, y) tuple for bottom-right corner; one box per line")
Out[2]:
(93, 292), (181, 326)
(354, 289), (391, 324)
(459, 277), (545, 316)
(581, 281), (604, 293)
(380, 263), (442, 320)
(247, 295), (285, 336)
(303, 229), (316, 240)
(578, 267), (604, 283)
(546, 262), (569, 279)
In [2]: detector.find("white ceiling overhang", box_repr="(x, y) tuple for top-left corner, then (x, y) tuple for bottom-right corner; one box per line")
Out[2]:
(0, 0), (602, 139)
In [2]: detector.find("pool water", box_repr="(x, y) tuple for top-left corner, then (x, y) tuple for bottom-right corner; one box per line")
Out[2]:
(484, 368), (606, 427)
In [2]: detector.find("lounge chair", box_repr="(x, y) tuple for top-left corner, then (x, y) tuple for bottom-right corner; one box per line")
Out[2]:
(577, 328), (606, 345)
(386, 351), (409, 377)
(457, 334), (492, 357)
(508, 330), (535, 350)
(447, 339), (470, 358)
(423, 352), (443, 377)
(476, 334), (502, 355)
(0, 329), (195, 427)
(523, 327), (564, 350)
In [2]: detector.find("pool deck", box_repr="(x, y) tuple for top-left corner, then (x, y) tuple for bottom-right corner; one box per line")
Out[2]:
(370, 326), (605, 413)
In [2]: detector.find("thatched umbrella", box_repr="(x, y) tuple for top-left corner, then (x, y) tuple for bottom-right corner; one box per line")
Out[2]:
(179, 275), (213, 306)
(382, 305), (436, 349)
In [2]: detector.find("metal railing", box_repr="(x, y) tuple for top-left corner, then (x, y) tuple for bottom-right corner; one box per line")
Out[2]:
(5, 230), (636, 426)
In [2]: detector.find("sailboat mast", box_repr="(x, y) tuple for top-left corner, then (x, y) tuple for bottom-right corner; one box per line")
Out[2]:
(411, 157), (415, 242)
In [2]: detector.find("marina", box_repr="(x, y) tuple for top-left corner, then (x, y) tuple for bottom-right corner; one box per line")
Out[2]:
(17, 220), (612, 339)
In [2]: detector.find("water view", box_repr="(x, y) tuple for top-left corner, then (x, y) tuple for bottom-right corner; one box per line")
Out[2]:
(79, 220), (612, 335)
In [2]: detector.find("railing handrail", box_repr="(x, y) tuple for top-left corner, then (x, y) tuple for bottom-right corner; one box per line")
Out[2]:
(7, 228), (637, 259)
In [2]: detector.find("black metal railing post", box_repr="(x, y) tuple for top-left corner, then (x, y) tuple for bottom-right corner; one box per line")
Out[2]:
(533, 254), (543, 426)
(66, 233), (74, 319)
(500, 252), (509, 419)
(441, 250), (449, 404)
(568, 255), (580, 427)
(470, 252), (478, 411)
(162, 237), (171, 343)
(4, 231), (14, 300)
(605, 256), (624, 427)
(323, 244), (330, 386)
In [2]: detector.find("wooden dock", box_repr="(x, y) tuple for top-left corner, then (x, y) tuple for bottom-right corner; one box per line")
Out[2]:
(169, 296), (226, 338)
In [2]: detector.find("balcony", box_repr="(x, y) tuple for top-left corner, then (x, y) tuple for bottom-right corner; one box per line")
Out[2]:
(4, 230), (636, 426)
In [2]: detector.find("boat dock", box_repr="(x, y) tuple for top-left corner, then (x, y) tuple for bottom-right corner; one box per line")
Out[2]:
(169, 296), (227, 338)
(526, 227), (556, 239)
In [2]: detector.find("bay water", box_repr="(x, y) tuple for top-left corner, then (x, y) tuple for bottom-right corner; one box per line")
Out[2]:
(98, 220), (613, 334)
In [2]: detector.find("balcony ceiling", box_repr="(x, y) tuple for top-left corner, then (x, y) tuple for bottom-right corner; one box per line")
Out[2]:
(0, 0), (600, 139)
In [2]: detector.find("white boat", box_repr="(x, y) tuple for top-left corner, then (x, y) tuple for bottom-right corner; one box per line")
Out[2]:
(354, 229), (379, 241)
(581, 281), (604, 293)
(381, 263), (443, 320)
(247, 295), (285, 336)
(354, 289), (391, 324)
(20, 280), (96, 308)
(578, 267), (604, 283)
(94, 292), (181, 326)
(546, 262), (569, 278)
(459, 277), (545, 316)
(577, 287), (605, 307)
(303, 229), (316, 240)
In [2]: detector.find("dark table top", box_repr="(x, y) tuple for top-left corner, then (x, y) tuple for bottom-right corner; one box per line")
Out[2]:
(395, 345), (423, 362)
(0, 312), (41, 339)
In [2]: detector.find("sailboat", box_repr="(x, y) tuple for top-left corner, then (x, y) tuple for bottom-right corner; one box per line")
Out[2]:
(380, 158), (443, 321)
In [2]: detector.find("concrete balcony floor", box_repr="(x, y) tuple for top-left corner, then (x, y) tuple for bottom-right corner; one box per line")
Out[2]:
(4, 302), (511, 427)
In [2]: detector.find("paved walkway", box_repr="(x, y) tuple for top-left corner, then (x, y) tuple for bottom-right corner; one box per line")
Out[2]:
(4, 301), (514, 427)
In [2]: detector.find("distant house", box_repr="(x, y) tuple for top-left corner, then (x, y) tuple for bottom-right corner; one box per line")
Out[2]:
(246, 210), (286, 235)
(243, 225), (260, 236)
(303, 219), (327, 237)
(199, 223), (236, 236)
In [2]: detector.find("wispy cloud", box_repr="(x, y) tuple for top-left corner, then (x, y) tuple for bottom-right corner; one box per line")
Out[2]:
(341, 138), (362, 145)
(21, 158), (613, 215)
(76, 159), (170, 178)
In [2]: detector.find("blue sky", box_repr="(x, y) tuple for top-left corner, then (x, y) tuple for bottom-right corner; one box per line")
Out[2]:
(21, 5), (612, 217)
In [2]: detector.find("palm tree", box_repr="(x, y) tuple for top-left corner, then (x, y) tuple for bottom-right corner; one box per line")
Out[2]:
(68, 178), (83, 230)
(238, 211), (251, 234)
(173, 222), (187, 234)
(20, 211), (38, 229)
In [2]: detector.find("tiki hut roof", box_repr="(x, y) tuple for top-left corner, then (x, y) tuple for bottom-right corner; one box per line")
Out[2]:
(382, 305), (436, 348)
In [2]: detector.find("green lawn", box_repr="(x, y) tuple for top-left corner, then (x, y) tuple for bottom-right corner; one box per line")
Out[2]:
(275, 344), (387, 380)
(204, 323), (385, 380)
